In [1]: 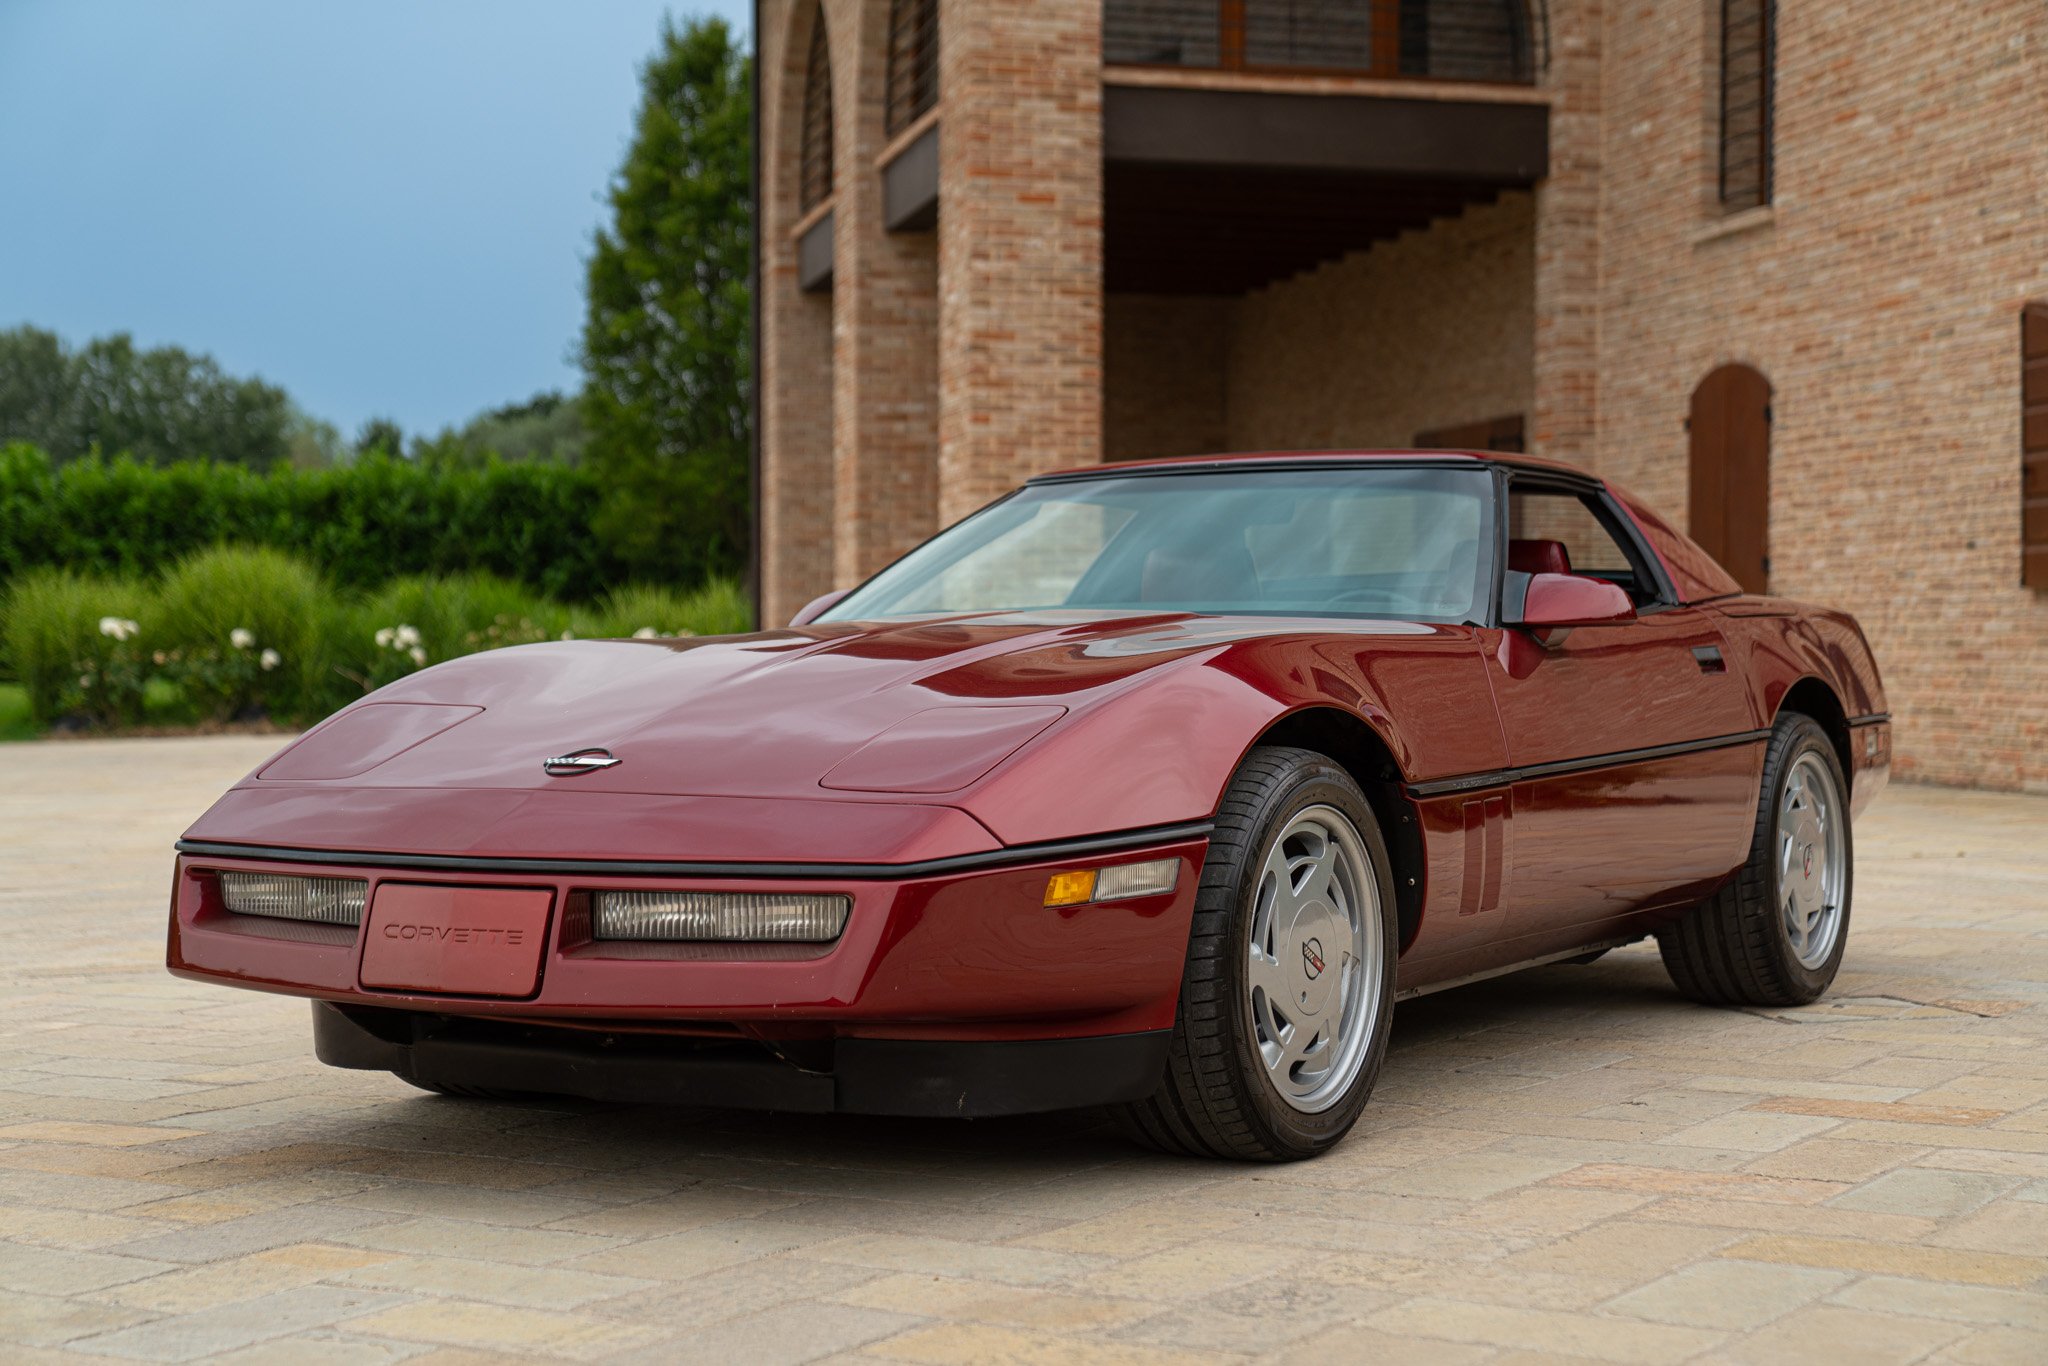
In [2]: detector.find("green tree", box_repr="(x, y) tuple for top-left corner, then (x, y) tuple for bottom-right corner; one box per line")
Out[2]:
(0, 325), (292, 468)
(581, 16), (752, 586)
(284, 406), (347, 470)
(414, 391), (588, 468)
(354, 417), (406, 457)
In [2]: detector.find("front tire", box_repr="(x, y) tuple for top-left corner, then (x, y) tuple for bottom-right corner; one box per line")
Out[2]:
(1113, 746), (1398, 1161)
(1658, 713), (1852, 1007)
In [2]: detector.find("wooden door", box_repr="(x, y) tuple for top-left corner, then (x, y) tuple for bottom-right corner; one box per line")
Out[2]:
(1688, 364), (1772, 593)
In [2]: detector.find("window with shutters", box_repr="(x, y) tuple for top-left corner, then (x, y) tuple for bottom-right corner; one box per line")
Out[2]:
(799, 10), (834, 213)
(1718, 0), (1774, 209)
(885, 0), (939, 138)
(2025, 303), (2048, 589)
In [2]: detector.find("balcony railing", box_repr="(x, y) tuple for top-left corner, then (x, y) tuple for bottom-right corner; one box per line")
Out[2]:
(1104, 0), (1536, 84)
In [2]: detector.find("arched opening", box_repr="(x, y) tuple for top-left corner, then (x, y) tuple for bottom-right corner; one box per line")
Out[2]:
(1688, 362), (1772, 594)
(885, 0), (939, 137)
(798, 12), (834, 213)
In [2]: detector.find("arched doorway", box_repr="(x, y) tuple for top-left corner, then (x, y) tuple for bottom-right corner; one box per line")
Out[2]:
(1689, 363), (1772, 593)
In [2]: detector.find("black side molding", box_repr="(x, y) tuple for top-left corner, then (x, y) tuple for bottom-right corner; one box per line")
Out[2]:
(1407, 729), (1772, 799)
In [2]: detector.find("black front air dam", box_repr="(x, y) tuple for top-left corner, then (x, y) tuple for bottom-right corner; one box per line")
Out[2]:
(311, 1002), (1169, 1118)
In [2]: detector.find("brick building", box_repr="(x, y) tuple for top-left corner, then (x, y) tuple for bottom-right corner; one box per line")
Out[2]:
(754, 0), (2048, 790)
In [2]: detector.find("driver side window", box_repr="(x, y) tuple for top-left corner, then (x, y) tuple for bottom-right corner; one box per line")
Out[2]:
(1507, 486), (1661, 607)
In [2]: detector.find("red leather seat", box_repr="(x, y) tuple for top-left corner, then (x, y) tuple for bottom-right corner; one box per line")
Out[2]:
(1508, 538), (1573, 576)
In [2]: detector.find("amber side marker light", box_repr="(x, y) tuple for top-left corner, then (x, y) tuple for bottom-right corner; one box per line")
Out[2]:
(1043, 858), (1179, 908)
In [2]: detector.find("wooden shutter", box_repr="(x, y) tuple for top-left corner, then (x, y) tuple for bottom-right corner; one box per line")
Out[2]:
(1719, 0), (1774, 210)
(1688, 364), (1772, 594)
(885, 0), (939, 137)
(799, 13), (834, 213)
(2026, 303), (2048, 589)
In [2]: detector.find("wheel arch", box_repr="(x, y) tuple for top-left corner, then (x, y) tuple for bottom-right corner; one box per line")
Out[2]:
(1776, 677), (1852, 792)
(1251, 706), (1425, 953)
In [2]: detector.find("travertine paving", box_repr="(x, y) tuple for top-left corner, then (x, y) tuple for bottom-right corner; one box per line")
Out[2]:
(1, 735), (2044, 1364)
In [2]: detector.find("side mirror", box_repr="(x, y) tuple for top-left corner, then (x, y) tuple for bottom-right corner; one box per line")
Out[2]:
(789, 589), (849, 627)
(1512, 573), (1635, 646)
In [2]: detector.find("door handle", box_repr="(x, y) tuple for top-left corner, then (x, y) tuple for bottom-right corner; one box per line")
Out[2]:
(1692, 646), (1726, 674)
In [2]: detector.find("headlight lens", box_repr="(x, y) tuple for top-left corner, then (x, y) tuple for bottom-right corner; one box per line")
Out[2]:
(218, 872), (367, 926)
(593, 890), (850, 942)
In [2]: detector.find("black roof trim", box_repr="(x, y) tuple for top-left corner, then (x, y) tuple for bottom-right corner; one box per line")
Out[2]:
(1027, 455), (1602, 488)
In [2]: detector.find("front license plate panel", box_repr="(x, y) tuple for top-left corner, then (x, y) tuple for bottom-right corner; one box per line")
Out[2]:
(360, 884), (553, 998)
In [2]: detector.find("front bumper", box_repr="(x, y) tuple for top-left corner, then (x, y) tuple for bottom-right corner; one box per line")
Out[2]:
(314, 1002), (1171, 1116)
(168, 830), (1205, 1056)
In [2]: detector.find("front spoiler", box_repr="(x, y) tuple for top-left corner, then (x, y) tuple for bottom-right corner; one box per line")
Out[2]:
(314, 1002), (1170, 1118)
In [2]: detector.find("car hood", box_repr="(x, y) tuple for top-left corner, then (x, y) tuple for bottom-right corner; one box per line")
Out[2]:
(245, 612), (1353, 801)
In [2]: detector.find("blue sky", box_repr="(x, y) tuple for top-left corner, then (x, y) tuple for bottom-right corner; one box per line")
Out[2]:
(0, 0), (751, 440)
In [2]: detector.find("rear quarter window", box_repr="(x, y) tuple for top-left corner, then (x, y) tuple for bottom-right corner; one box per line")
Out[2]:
(1610, 486), (1744, 602)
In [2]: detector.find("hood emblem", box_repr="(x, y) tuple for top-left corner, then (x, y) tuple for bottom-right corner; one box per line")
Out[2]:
(543, 748), (621, 777)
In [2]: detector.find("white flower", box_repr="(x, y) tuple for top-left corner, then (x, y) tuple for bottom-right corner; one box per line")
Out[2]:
(259, 648), (281, 671)
(560, 630), (575, 640)
(374, 627), (395, 648)
(408, 646), (427, 667)
(78, 673), (92, 688)
(632, 626), (659, 639)
(152, 651), (167, 665)
(98, 617), (139, 641)
(230, 627), (255, 650)
(393, 624), (422, 649)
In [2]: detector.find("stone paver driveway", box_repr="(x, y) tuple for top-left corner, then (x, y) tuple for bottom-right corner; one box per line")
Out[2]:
(2, 735), (2045, 1364)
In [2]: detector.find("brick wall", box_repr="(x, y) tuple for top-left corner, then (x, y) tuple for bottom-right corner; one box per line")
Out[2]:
(758, 0), (2047, 787)
(831, 0), (940, 588)
(1531, 0), (1603, 461)
(1225, 194), (1537, 451)
(759, 0), (837, 626)
(935, 0), (1103, 522)
(1592, 0), (2048, 789)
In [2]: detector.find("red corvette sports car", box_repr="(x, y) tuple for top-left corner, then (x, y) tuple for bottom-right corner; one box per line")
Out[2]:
(168, 451), (1888, 1161)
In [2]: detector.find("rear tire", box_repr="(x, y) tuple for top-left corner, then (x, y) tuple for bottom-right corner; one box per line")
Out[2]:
(1657, 713), (1852, 1007)
(1113, 746), (1398, 1161)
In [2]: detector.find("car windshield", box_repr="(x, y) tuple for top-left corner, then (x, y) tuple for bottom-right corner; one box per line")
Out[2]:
(820, 465), (1495, 623)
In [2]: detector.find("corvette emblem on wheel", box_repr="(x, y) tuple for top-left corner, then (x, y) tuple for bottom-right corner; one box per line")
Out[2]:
(1301, 937), (1326, 978)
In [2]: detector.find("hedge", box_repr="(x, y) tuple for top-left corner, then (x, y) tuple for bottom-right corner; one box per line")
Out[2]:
(0, 443), (616, 601)
(2, 546), (754, 729)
